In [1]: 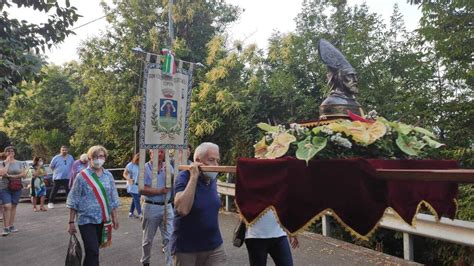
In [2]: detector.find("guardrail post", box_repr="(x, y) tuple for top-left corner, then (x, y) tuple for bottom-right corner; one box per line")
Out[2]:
(403, 232), (414, 261)
(225, 173), (231, 211)
(322, 215), (331, 237)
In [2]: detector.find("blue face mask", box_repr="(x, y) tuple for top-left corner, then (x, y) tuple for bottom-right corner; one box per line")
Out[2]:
(203, 172), (218, 180)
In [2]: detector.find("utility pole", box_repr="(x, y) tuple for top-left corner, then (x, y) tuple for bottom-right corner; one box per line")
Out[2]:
(168, 0), (174, 46)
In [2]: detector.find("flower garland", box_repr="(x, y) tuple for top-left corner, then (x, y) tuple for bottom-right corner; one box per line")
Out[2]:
(254, 111), (445, 163)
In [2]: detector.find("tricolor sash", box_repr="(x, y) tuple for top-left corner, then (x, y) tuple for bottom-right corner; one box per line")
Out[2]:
(81, 169), (113, 248)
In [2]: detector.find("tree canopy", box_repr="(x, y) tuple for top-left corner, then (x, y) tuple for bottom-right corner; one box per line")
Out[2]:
(0, 0), (79, 113)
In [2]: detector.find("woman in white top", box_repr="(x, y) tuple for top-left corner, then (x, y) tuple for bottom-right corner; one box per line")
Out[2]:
(245, 209), (299, 266)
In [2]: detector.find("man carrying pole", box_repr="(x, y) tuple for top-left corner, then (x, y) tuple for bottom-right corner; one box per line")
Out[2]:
(171, 142), (227, 265)
(139, 149), (174, 266)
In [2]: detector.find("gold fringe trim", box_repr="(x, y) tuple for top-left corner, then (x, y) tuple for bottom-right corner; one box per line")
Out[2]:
(234, 198), (458, 241)
(299, 119), (345, 128)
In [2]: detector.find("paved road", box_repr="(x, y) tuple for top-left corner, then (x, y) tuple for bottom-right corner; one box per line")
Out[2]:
(0, 198), (418, 265)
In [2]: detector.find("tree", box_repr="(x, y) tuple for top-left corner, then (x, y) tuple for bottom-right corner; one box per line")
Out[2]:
(69, 0), (240, 166)
(0, 0), (79, 113)
(3, 64), (81, 159)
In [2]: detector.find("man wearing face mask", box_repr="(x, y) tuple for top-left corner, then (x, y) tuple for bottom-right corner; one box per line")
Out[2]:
(171, 142), (226, 266)
(48, 145), (74, 209)
(140, 149), (174, 266)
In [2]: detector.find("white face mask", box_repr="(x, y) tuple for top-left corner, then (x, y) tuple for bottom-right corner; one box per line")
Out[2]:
(38, 161), (44, 167)
(203, 172), (218, 180)
(92, 158), (105, 169)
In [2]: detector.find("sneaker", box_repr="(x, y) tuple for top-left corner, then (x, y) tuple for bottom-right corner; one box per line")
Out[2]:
(48, 203), (54, 209)
(9, 226), (18, 233)
(2, 228), (9, 236)
(137, 214), (143, 220)
(128, 212), (135, 218)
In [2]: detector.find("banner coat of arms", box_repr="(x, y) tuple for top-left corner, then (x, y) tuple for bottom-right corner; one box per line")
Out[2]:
(140, 63), (192, 149)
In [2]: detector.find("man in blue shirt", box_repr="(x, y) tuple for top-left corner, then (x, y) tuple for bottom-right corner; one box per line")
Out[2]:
(172, 142), (226, 265)
(48, 145), (74, 209)
(140, 149), (174, 266)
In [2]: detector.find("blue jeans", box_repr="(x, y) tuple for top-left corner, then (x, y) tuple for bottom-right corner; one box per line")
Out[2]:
(129, 193), (142, 215)
(245, 236), (293, 266)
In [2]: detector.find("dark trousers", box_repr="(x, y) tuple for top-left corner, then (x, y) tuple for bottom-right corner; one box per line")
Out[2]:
(49, 179), (70, 203)
(129, 192), (142, 215)
(79, 223), (103, 266)
(245, 236), (293, 266)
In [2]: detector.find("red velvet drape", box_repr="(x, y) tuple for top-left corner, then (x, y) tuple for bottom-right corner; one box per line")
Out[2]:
(235, 157), (458, 238)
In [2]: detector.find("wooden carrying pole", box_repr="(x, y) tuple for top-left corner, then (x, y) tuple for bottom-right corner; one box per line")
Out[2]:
(177, 165), (474, 183)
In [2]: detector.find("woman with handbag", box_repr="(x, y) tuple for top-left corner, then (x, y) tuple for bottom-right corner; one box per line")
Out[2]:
(67, 145), (120, 266)
(123, 153), (142, 219)
(0, 146), (26, 236)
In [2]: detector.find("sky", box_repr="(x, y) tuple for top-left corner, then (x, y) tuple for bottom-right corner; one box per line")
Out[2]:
(7, 0), (421, 65)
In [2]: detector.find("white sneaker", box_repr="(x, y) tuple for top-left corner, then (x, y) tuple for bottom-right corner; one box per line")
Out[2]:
(48, 203), (54, 209)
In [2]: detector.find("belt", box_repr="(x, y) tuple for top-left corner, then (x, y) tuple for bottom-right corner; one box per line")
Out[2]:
(145, 200), (171, 205)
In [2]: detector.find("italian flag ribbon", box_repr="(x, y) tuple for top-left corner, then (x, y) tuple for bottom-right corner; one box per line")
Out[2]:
(161, 48), (176, 75)
(81, 169), (113, 248)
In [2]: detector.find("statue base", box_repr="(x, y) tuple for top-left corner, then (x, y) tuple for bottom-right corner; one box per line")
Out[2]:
(319, 94), (364, 120)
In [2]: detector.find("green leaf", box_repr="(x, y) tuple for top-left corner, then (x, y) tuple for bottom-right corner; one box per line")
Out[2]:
(392, 122), (413, 135)
(414, 126), (436, 139)
(422, 135), (445, 149)
(312, 126), (323, 135)
(296, 136), (327, 164)
(257, 122), (279, 133)
(396, 134), (426, 156)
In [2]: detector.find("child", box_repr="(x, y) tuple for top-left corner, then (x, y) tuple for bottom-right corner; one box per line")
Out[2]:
(30, 156), (47, 212)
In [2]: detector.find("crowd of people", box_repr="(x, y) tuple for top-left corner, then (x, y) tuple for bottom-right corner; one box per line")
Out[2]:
(0, 142), (299, 265)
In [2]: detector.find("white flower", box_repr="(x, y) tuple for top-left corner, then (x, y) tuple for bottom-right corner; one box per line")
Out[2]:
(366, 110), (378, 120)
(321, 126), (334, 135)
(265, 135), (273, 142)
(278, 124), (286, 133)
(330, 134), (352, 149)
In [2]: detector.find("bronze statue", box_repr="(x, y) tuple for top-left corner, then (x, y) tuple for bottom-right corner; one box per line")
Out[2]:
(318, 39), (364, 119)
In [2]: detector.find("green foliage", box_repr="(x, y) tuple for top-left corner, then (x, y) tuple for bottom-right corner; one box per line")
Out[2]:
(3, 64), (80, 159)
(0, 0), (79, 112)
(29, 128), (69, 160)
(69, 0), (240, 167)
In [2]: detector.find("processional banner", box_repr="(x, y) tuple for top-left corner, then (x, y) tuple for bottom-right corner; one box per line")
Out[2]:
(140, 64), (192, 149)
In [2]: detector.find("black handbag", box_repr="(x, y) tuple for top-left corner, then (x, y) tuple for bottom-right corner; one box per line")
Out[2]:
(65, 234), (83, 266)
(232, 219), (246, 248)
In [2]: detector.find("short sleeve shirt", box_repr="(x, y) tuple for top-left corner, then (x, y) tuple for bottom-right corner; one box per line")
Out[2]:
(143, 161), (173, 203)
(50, 154), (75, 180)
(171, 171), (223, 253)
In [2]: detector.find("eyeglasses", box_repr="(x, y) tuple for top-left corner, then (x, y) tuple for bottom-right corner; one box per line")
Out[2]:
(92, 155), (106, 159)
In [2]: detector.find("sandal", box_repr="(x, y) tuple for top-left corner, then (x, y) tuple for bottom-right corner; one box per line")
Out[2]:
(40, 207), (47, 211)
